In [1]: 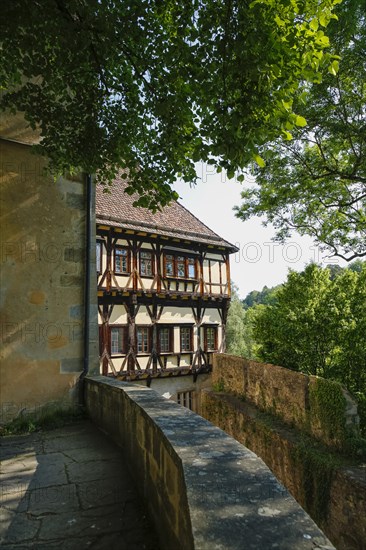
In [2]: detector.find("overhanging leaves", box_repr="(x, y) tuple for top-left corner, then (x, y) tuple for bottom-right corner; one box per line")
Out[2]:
(0, 0), (338, 209)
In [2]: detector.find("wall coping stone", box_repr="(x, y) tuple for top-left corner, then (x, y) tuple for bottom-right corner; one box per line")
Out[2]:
(85, 375), (334, 550)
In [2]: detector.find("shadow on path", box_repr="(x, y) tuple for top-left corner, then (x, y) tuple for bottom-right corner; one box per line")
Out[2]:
(0, 419), (160, 549)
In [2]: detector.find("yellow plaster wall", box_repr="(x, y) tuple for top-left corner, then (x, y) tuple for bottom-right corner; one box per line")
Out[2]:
(0, 139), (97, 422)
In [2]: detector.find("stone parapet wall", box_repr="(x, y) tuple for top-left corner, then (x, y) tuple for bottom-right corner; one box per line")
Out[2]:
(213, 354), (359, 447)
(85, 376), (334, 550)
(201, 390), (366, 550)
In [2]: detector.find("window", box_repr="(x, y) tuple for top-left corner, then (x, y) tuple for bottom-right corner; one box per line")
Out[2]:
(165, 254), (174, 276)
(180, 326), (192, 352)
(204, 326), (217, 351)
(177, 391), (193, 410)
(177, 256), (186, 277)
(110, 326), (126, 355)
(187, 258), (196, 278)
(96, 241), (102, 274)
(163, 254), (196, 279)
(137, 327), (150, 353)
(158, 327), (173, 353)
(140, 250), (154, 277)
(115, 247), (129, 274)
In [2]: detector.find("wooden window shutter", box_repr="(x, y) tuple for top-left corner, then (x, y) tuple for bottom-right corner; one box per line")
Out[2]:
(107, 325), (111, 355)
(123, 326), (128, 354)
(169, 326), (174, 352)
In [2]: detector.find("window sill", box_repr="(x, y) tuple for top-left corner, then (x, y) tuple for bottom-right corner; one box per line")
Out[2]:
(165, 277), (198, 283)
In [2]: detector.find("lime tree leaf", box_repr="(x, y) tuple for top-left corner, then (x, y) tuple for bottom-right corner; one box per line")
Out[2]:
(253, 154), (266, 168)
(295, 115), (307, 127)
(328, 59), (339, 75)
(283, 130), (293, 140)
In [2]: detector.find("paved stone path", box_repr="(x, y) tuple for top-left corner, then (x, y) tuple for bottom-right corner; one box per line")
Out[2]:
(0, 420), (160, 549)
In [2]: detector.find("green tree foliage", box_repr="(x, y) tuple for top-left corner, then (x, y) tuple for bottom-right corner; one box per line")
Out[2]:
(226, 284), (258, 359)
(235, 0), (366, 260)
(242, 284), (281, 309)
(253, 263), (366, 398)
(1, 0), (339, 208)
(226, 285), (248, 357)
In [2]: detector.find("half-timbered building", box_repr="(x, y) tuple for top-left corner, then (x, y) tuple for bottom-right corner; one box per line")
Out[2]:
(96, 175), (238, 411)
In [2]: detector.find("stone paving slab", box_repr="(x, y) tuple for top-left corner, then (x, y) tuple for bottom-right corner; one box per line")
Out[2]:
(0, 420), (160, 549)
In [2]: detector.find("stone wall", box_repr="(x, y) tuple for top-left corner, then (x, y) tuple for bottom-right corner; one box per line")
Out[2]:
(213, 354), (359, 448)
(202, 356), (366, 550)
(0, 137), (99, 422)
(85, 375), (334, 550)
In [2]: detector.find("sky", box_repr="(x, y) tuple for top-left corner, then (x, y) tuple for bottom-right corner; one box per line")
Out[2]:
(173, 162), (348, 299)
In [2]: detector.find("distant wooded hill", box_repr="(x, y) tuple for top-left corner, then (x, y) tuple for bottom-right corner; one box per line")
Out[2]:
(241, 260), (365, 309)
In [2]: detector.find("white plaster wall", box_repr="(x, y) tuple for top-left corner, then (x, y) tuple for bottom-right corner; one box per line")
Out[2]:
(159, 306), (195, 323)
(201, 309), (221, 324)
(205, 252), (225, 261)
(110, 305), (128, 324)
(134, 305), (151, 324)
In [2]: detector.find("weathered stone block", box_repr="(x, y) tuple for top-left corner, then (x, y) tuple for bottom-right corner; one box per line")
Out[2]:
(60, 275), (83, 287)
(64, 247), (85, 262)
(69, 305), (83, 319)
(66, 192), (84, 210)
(60, 358), (82, 374)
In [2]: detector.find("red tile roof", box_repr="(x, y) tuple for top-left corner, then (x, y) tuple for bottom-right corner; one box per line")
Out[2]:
(96, 174), (237, 251)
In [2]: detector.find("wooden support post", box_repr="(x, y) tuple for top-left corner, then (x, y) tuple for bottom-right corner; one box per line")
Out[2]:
(106, 234), (112, 292)
(225, 253), (231, 297)
(221, 300), (229, 353)
(102, 303), (110, 376)
(132, 241), (138, 291)
(192, 301), (205, 371)
(199, 252), (204, 296)
(125, 299), (138, 372)
(146, 300), (160, 374)
(156, 243), (162, 293)
(152, 322), (158, 374)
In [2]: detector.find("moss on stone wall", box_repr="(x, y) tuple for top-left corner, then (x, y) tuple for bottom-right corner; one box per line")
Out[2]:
(201, 389), (366, 550)
(290, 439), (342, 524)
(309, 378), (347, 445)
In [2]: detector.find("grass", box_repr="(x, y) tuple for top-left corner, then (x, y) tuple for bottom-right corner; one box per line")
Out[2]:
(0, 405), (87, 436)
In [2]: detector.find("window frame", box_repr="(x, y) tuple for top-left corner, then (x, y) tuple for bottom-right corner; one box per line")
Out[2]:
(110, 325), (127, 356)
(139, 249), (155, 278)
(177, 390), (194, 410)
(204, 325), (218, 352)
(180, 326), (193, 352)
(136, 326), (151, 354)
(163, 253), (197, 280)
(158, 326), (174, 353)
(114, 246), (130, 275)
(96, 240), (103, 275)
